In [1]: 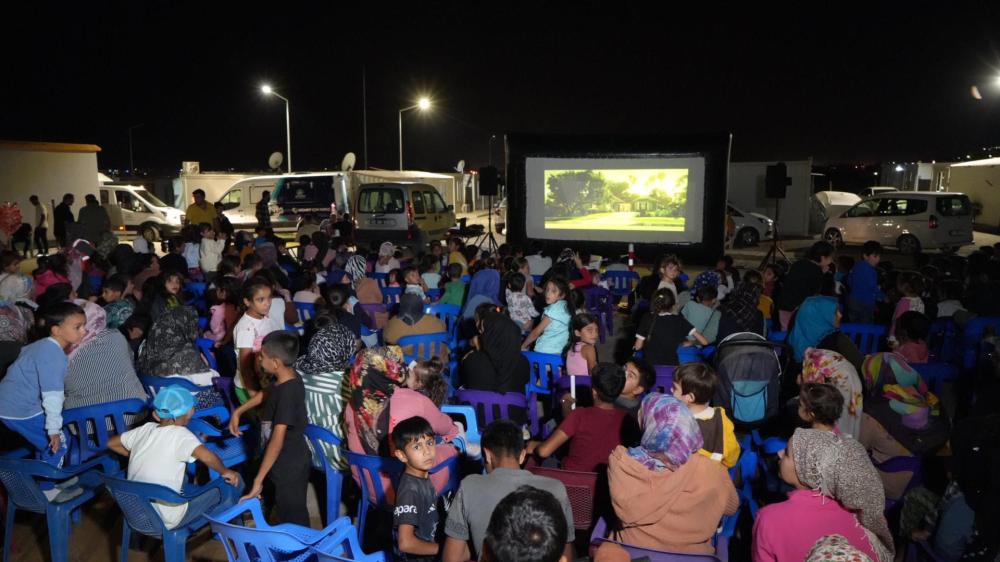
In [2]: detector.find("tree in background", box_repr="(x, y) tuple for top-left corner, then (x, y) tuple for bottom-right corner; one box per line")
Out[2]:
(545, 171), (608, 216)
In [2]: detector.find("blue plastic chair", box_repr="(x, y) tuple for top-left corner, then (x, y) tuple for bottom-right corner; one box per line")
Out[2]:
(959, 316), (1000, 368)
(913, 362), (959, 394)
(603, 270), (640, 306)
(197, 316), (210, 331)
(139, 375), (224, 416)
(103, 474), (241, 562)
(367, 272), (388, 288)
(195, 337), (219, 370)
(184, 282), (208, 310)
(426, 288), (441, 302)
(381, 287), (403, 307)
(441, 404), (481, 458)
(185, 414), (250, 479)
(461, 275), (472, 283)
(583, 285), (614, 342)
(522, 351), (564, 396)
(652, 365), (675, 393)
(296, 302), (317, 323)
(312, 521), (386, 561)
(928, 317), (958, 363)
(61, 398), (147, 466)
(531, 274), (543, 286)
(767, 331), (787, 343)
(839, 323), (886, 354)
(398, 332), (451, 363)
(345, 452), (458, 540)
(0, 455), (118, 562)
(304, 424), (346, 526)
(425, 303), (461, 347)
(206, 498), (349, 562)
(455, 389), (540, 439)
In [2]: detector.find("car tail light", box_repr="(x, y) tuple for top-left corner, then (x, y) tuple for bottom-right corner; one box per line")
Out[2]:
(928, 215), (938, 229)
(406, 201), (415, 225)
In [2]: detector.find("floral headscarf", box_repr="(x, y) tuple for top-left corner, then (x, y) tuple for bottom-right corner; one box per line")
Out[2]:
(790, 428), (894, 562)
(802, 347), (864, 438)
(296, 322), (356, 375)
(806, 535), (873, 562)
(861, 352), (939, 418)
(68, 299), (107, 359)
(348, 346), (409, 455)
(627, 393), (703, 472)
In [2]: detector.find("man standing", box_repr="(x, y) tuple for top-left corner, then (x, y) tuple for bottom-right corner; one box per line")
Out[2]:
(184, 189), (219, 232)
(77, 194), (112, 244)
(29, 195), (48, 256)
(255, 190), (272, 228)
(53, 193), (75, 248)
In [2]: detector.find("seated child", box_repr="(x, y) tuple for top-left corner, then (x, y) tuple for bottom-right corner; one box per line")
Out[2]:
(392, 416), (443, 561)
(671, 363), (739, 468)
(405, 358), (450, 408)
(292, 275), (322, 305)
(634, 288), (708, 366)
(102, 273), (135, 330)
(561, 313), (599, 414)
(403, 266), (429, 301)
(230, 331), (311, 525)
(616, 357), (656, 417)
(0, 302), (86, 467)
(521, 277), (572, 354)
(681, 284), (720, 344)
(889, 271), (925, 343)
(505, 273), (538, 331)
(419, 255), (442, 291)
(438, 263), (467, 306)
(387, 268), (403, 288)
(893, 310), (930, 364)
(530, 362), (627, 472)
(797, 382), (844, 433)
(108, 385), (239, 529)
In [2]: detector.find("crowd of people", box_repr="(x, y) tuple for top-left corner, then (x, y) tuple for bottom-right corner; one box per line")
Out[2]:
(0, 196), (997, 562)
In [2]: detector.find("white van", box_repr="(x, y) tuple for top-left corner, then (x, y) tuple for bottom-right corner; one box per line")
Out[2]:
(824, 192), (973, 254)
(99, 184), (184, 240)
(216, 172), (350, 232)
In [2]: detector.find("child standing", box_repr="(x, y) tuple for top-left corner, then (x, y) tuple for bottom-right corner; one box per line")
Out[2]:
(635, 289), (708, 366)
(108, 386), (240, 528)
(521, 277), (572, 354)
(392, 416), (442, 561)
(0, 302), (86, 465)
(846, 241), (884, 324)
(530, 362), (628, 472)
(232, 277), (283, 401)
(439, 263), (466, 306)
(889, 271), (926, 343)
(230, 331), (311, 526)
(102, 274), (135, 330)
(671, 363), (740, 468)
(504, 273), (538, 331)
(199, 223), (226, 284)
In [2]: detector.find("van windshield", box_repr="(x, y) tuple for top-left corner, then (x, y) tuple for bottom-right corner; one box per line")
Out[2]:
(134, 188), (170, 208)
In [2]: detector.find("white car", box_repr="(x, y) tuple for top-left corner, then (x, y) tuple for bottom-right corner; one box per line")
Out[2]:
(824, 192), (973, 254)
(727, 203), (774, 246)
(858, 186), (899, 199)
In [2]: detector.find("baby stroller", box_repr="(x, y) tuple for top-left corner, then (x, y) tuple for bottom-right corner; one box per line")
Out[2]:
(713, 332), (785, 430)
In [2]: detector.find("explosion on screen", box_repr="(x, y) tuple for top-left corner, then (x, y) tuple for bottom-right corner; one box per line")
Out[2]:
(543, 168), (688, 231)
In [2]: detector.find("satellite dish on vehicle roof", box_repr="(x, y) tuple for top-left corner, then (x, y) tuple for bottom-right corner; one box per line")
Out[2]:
(268, 152), (284, 171)
(455, 159), (465, 173)
(341, 152), (357, 172)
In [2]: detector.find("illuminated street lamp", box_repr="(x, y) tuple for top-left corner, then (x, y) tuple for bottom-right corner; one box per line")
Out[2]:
(261, 84), (292, 173)
(399, 97), (432, 170)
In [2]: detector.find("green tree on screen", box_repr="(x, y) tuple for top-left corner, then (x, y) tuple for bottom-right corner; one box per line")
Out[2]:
(546, 171), (607, 216)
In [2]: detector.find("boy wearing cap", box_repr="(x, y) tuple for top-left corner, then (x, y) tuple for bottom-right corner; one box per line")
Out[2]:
(108, 385), (240, 529)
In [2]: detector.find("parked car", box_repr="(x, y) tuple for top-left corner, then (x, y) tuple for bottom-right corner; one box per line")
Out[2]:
(354, 182), (456, 251)
(824, 192), (973, 254)
(727, 203), (773, 246)
(858, 186), (899, 199)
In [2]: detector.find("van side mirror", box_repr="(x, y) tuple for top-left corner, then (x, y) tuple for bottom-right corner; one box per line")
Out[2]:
(447, 204), (454, 212)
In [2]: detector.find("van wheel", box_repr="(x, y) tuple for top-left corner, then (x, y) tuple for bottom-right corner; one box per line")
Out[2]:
(824, 228), (843, 247)
(897, 234), (921, 255)
(737, 227), (759, 247)
(142, 224), (160, 242)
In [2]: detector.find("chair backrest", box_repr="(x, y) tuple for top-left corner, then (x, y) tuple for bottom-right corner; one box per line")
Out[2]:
(441, 405), (481, 454)
(522, 351), (564, 395)
(206, 498), (337, 561)
(0, 457), (56, 513)
(960, 316), (1000, 368)
(313, 523), (386, 562)
(652, 365), (675, 393)
(928, 317), (957, 363)
(595, 539), (721, 561)
(426, 288), (441, 302)
(425, 303), (461, 339)
(140, 374), (220, 415)
(912, 362), (959, 394)
(398, 332), (450, 363)
(102, 474), (180, 537)
(382, 287), (403, 306)
(839, 323), (887, 354)
(603, 270), (640, 297)
(185, 282), (208, 310)
(357, 303), (388, 330)
(583, 286), (613, 310)
(455, 389), (537, 437)
(345, 451), (403, 510)
(767, 331), (787, 343)
(62, 398), (147, 465)
(195, 337), (219, 370)
(296, 302), (317, 323)
(368, 272), (388, 288)
(461, 275), (472, 284)
(526, 466), (598, 530)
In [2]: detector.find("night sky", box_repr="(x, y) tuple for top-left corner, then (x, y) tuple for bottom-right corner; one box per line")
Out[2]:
(4, 3), (1000, 175)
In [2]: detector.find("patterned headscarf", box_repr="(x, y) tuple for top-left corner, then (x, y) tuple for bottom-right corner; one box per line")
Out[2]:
(378, 241), (395, 257)
(348, 346), (408, 455)
(691, 270), (721, 296)
(68, 299), (107, 359)
(719, 280), (763, 332)
(805, 535), (873, 562)
(861, 352), (939, 421)
(0, 273), (34, 306)
(788, 295), (839, 361)
(790, 428), (894, 562)
(627, 393), (703, 472)
(346, 255), (367, 290)
(802, 347), (864, 438)
(137, 305), (209, 377)
(295, 321), (355, 375)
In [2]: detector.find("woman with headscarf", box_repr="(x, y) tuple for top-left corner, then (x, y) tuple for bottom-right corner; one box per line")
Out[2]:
(608, 393), (738, 554)
(355, 277), (388, 331)
(383, 293), (448, 360)
(460, 307), (530, 393)
(345, 255), (368, 293)
(296, 320), (356, 469)
(805, 535), (874, 562)
(460, 268), (501, 320)
(137, 305), (221, 407)
(0, 273), (37, 373)
(787, 295), (864, 374)
(64, 299), (145, 410)
(374, 241), (399, 274)
(752, 428), (894, 562)
(859, 352), (949, 500)
(800, 347), (864, 438)
(717, 279), (766, 341)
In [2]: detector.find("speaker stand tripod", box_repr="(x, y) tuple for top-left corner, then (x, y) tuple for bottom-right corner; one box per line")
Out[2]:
(758, 197), (788, 270)
(482, 194), (500, 254)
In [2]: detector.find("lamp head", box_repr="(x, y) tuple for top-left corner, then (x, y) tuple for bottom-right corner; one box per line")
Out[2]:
(261, 85), (273, 95)
(418, 97), (431, 110)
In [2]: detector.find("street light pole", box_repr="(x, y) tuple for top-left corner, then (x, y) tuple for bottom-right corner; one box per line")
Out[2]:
(398, 98), (431, 171)
(261, 85), (292, 173)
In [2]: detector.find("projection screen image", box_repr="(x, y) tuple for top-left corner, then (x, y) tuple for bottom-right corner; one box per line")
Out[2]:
(525, 157), (705, 244)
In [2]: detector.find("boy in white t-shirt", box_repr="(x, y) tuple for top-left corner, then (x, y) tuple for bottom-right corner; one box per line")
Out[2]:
(233, 277), (283, 403)
(108, 386), (240, 529)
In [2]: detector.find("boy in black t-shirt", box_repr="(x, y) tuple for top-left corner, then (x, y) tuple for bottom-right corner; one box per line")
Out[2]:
(230, 330), (311, 526)
(633, 288), (708, 365)
(392, 416), (440, 561)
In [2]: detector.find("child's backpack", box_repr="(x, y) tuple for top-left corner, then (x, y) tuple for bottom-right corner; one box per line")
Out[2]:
(712, 332), (784, 428)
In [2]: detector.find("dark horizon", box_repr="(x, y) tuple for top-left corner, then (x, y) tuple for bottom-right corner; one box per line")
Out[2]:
(4, 3), (1000, 176)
